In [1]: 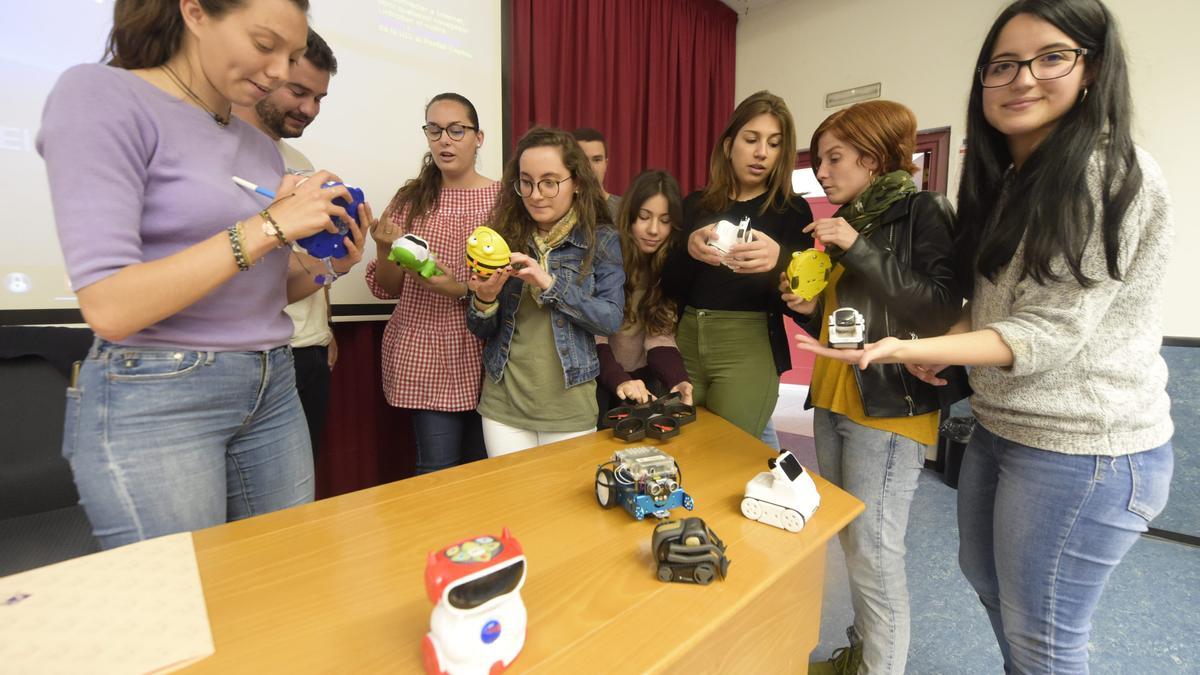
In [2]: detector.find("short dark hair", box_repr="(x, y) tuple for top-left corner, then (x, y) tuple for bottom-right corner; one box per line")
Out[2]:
(571, 127), (607, 156)
(305, 29), (337, 75)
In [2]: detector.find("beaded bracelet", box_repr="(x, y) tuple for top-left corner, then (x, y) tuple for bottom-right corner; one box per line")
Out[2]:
(237, 221), (255, 266)
(259, 209), (289, 247)
(228, 222), (250, 271)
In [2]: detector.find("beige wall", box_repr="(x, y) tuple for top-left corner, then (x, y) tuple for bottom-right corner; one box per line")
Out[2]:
(736, 0), (1198, 337)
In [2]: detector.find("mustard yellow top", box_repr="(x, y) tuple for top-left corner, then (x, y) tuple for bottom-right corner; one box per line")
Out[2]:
(809, 266), (939, 446)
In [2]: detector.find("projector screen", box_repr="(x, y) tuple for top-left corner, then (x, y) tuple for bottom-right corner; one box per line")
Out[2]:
(0, 0), (504, 322)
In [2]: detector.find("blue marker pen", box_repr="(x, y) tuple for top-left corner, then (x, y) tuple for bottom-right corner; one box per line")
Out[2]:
(232, 176), (276, 199)
(234, 175), (338, 286)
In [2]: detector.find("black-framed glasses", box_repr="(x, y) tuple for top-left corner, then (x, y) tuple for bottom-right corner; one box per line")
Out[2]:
(978, 48), (1088, 88)
(514, 176), (573, 198)
(422, 122), (477, 141)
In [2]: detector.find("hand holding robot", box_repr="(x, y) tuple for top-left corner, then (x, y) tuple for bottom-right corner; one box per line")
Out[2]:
(688, 216), (767, 271)
(389, 234), (444, 279)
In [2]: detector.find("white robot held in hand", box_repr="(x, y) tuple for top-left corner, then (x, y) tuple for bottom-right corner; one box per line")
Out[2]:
(708, 216), (754, 269)
(741, 450), (821, 532)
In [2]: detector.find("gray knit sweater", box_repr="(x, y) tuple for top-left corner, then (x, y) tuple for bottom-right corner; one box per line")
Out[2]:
(969, 147), (1174, 456)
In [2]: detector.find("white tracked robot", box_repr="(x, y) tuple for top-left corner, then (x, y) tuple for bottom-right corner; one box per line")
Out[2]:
(741, 450), (821, 532)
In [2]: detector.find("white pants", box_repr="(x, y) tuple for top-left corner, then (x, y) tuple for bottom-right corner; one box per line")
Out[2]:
(481, 417), (595, 457)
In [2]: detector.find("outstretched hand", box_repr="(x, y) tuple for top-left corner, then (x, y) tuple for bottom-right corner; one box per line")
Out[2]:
(792, 331), (907, 370)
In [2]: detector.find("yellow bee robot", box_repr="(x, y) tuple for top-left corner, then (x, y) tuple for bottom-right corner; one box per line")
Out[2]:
(465, 226), (512, 278)
(786, 249), (833, 301)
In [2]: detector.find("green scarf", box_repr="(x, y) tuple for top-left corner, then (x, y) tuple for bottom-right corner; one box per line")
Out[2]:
(831, 170), (917, 251)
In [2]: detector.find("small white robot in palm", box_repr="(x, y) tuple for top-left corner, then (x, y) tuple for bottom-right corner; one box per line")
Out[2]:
(828, 307), (866, 349)
(741, 450), (821, 532)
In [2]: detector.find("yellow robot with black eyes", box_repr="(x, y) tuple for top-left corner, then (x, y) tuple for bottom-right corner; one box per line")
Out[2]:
(787, 248), (833, 301)
(465, 226), (512, 278)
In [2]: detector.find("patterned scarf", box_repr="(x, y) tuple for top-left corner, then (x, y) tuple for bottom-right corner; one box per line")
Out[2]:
(529, 207), (578, 299)
(830, 170), (917, 253)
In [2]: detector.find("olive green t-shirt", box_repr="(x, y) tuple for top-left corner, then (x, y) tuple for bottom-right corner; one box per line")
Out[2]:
(478, 291), (597, 432)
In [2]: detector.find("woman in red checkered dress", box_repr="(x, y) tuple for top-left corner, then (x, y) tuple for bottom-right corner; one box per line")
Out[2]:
(366, 93), (499, 474)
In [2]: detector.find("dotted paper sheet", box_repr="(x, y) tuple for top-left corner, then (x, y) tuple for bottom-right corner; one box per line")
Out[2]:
(0, 532), (214, 674)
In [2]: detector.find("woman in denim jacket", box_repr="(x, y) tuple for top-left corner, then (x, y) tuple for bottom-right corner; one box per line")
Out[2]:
(467, 127), (625, 456)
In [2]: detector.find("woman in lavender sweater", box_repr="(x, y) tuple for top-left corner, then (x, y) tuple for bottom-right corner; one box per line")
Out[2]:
(37, 0), (367, 549)
(797, 1), (1173, 671)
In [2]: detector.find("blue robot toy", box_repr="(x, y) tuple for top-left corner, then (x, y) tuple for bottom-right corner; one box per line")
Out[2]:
(595, 447), (694, 520)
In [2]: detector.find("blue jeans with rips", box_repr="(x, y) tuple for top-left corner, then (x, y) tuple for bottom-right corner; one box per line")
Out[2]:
(957, 423), (1173, 674)
(64, 339), (314, 549)
(814, 407), (926, 675)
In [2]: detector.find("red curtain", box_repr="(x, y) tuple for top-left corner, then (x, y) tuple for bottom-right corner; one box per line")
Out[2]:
(510, 0), (738, 195)
(315, 320), (414, 498)
(316, 1), (738, 497)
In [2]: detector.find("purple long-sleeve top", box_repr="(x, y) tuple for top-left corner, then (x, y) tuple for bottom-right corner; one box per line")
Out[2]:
(37, 64), (292, 351)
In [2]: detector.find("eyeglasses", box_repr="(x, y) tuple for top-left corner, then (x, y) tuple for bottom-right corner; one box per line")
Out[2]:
(422, 122), (477, 141)
(514, 176), (573, 199)
(979, 48), (1088, 88)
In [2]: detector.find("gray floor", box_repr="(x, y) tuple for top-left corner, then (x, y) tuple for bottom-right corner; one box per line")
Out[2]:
(780, 447), (1200, 673)
(772, 378), (1199, 674)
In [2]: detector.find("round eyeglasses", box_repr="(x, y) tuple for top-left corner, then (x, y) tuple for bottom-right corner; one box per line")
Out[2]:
(978, 48), (1088, 88)
(514, 176), (573, 198)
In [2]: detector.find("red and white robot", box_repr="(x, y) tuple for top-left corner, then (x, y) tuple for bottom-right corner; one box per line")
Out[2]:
(423, 529), (527, 675)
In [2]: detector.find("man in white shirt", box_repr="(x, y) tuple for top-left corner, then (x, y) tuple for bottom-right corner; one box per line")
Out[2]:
(234, 29), (338, 460)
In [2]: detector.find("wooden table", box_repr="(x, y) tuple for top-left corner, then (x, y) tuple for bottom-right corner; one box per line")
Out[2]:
(187, 412), (863, 673)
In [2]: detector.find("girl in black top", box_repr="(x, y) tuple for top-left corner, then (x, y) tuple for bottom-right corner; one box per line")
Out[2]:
(662, 90), (814, 440)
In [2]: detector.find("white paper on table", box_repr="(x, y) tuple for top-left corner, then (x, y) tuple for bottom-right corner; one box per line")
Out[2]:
(0, 531), (214, 674)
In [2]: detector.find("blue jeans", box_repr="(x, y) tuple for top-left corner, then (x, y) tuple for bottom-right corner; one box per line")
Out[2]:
(760, 418), (781, 450)
(814, 408), (925, 675)
(410, 409), (486, 474)
(64, 340), (314, 549)
(957, 423), (1173, 674)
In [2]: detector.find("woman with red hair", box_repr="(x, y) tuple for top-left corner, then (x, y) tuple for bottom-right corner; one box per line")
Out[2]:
(792, 100), (966, 674)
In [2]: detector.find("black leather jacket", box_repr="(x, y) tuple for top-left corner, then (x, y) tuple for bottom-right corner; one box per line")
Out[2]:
(801, 191), (970, 418)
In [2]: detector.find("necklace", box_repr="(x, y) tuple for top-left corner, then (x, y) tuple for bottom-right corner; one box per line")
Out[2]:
(161, 62), (230, 127)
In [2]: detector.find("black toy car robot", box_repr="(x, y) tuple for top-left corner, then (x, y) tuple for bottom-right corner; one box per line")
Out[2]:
(651, 517), (730, 585)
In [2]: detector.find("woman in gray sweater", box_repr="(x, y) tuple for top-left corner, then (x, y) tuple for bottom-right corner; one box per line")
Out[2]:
(795, 0), (1173, 672)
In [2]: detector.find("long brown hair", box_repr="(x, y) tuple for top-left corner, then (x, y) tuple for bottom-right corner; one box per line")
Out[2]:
(617, 171), (683, 336)
(699, 90), (797, 216)
(383, 93), (481, 231)
(105, 0), (310, 70)
(810, 100), (919, 176)
(487, 127), (612, 277)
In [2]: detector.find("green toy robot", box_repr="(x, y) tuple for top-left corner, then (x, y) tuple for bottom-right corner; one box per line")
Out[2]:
(388, 234), (443, 279)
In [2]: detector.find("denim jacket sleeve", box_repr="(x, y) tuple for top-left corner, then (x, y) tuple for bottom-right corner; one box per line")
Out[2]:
(539, 228), (626, 337)
(466, 278), (516, 339)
